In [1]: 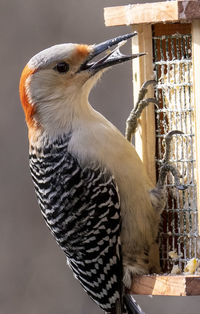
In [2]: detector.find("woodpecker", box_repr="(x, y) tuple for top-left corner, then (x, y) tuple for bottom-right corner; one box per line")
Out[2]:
(19, 33), (166, 314)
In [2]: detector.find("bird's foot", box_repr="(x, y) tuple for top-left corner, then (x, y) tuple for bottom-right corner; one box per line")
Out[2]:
(157, 130), (187, 190)
(125, 80), (158, 142)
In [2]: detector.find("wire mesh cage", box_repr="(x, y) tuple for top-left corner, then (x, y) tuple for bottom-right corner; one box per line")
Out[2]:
(152, 23), (199, 273)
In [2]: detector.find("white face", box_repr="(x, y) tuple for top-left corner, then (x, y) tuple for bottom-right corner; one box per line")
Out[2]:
(21, 34), (139, 135)
(26, 43), (102, 132)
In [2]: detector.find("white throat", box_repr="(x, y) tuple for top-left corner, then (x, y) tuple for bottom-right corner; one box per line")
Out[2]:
(28, 71), (101, 138)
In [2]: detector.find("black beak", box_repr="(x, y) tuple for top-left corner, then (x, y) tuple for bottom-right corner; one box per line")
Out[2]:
(80, 33), (145, 73)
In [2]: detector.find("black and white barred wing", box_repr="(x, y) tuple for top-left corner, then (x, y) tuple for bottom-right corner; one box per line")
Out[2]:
(30, 148), (124, 313)
(66, 162), (123, 313)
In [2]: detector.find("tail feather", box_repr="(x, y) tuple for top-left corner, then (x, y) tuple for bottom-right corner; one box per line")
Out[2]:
(124, 295), (145, 314)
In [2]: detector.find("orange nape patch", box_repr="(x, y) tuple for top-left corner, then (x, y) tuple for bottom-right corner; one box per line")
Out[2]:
(76, 44), (91, 58)
(19, 64), (36, 128)
(74, 44), (91, 64)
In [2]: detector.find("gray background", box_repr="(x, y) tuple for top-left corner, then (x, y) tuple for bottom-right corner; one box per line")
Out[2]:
(1, 0), (200, 313)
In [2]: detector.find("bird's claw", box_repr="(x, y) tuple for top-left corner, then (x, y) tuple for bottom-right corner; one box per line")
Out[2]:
(140, 79), (156, 90)
(157, 130), (187, 190)
(162, 130), (184, 164)
(125, 80), (157, 142)
(158, 163), (187, 190)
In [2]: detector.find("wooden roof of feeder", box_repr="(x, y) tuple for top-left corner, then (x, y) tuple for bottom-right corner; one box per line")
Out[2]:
(104, 0), (200, 27)
(104, 0), (200, 297)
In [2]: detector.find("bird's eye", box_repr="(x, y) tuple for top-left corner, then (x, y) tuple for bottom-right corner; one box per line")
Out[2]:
(54, 62), (69, 73)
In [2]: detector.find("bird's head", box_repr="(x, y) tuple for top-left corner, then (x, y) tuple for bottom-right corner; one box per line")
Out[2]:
(19, 33), (144, 138)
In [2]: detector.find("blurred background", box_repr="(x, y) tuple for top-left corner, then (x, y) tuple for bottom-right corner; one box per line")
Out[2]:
(1, 0), (200, 313)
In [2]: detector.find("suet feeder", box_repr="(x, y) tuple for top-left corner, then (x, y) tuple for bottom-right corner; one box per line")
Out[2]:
(104, 0), (200, 296)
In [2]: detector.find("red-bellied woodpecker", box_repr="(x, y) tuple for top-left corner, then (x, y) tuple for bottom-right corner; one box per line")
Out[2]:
(19, 33), (179, 314)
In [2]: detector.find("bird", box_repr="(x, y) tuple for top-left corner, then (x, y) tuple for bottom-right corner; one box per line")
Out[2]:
(19, 33), (166, 314)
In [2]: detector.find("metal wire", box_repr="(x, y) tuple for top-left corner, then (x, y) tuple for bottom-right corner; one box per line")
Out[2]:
(153, 32), (198, 272)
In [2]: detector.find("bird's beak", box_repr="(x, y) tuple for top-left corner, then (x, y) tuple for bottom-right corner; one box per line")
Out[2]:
(79, 33), (145, 73)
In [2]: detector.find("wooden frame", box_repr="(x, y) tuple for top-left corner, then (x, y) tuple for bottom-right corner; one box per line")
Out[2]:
(104, 1), (200, 27)
(131, 24), (156, 184)
(130, 275), (200, 296)
(192, 20), (200, 234)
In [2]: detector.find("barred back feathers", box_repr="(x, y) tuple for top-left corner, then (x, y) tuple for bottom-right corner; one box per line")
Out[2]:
(29, 133), (127, 313)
